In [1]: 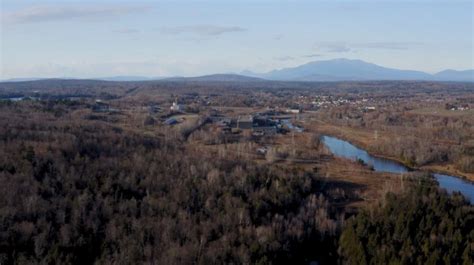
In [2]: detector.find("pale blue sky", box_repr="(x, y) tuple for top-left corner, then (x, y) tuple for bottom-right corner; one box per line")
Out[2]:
(1, 0), (473, 78)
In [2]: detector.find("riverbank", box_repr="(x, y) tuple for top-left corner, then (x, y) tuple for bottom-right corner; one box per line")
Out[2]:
(321, 135), (474, 203)
(306, 121), (474, 182)
(421, 164), (474, 183)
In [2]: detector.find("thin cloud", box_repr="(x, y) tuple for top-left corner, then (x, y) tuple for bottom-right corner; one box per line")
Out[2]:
(327, 45), (351, 53)
(355, 42), (423, 50)
(315, 41), (422, 53)
(113, 28), (140, 34)
(302, 54), (322, 58)
(274, 56), (295, 61)
(159, 25), (246, 36)
(3, 5), (152, 24)
(314, 42), (351, 53)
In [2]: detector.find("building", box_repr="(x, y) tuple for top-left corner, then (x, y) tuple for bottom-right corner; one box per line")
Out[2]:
(237, 116), (253, 129)
(286, 108), (301, 114)
(252, 116), (278, 135)
(170, 101), (182, 112)
(253, 126), (277, 136)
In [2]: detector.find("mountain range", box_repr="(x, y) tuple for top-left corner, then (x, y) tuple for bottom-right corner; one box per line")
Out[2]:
(2, 59), (473, 82)
(243, 59), (474, 82)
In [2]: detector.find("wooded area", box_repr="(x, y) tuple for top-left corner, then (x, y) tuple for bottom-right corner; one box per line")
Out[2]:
(0, 100), (472, 264)
(340, 178), (473, 265)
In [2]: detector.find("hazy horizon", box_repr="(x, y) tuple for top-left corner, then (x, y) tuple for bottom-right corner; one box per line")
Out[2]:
(1, 0), (473, 79)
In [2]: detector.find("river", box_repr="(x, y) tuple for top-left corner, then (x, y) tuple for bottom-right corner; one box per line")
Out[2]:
(321, 135), (474, 203)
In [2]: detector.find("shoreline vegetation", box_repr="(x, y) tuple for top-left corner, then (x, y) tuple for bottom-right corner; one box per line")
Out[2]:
(320, 132), (474, 184)
(309, 122), (474, 182)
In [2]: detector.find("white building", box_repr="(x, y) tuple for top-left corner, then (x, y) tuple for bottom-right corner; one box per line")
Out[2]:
(170, 101), (182, 112)
(286, 109), (301, 114)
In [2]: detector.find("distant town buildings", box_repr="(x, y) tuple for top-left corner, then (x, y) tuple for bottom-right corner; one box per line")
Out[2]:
(445, 103), (470, 111)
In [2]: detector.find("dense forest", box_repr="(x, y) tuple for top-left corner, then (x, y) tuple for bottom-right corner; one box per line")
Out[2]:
(0, 100), (472, 264)
(339, 178), (474, 265)
(0, 101), (340, 264)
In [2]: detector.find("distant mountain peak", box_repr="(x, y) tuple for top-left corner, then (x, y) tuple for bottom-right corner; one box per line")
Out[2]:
(2, 59), (473, 83)
(249, 58), (473, 82)
(434, 69), (474, 81)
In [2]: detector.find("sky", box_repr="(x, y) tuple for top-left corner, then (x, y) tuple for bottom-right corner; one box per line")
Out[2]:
(1, 0), (473, 79)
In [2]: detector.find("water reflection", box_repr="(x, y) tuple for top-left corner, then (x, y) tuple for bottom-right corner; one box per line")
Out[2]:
(321, 135), (473, 203)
